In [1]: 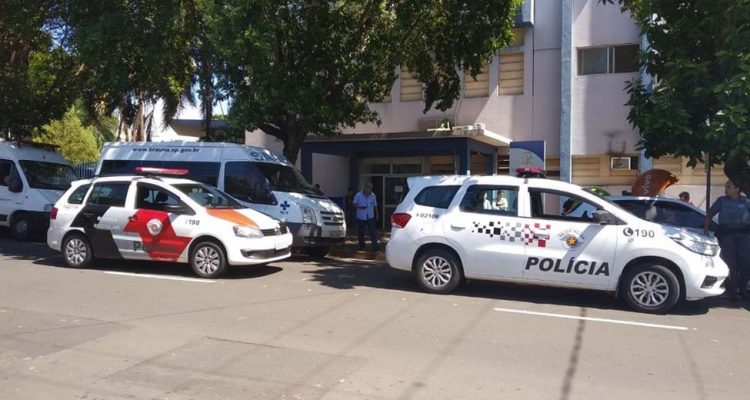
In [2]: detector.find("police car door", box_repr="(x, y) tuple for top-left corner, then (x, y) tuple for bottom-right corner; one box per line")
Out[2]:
(522, 188), (616, 288)
(70, 181), (133, 259)
(445, 185), (526, 279)
(120, 183), (194, 261)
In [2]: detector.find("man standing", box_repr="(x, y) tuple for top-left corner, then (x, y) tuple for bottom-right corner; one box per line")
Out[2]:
(354, 182), (378, 251)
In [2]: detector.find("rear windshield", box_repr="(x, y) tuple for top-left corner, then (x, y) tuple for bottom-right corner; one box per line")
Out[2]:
(414, 186), (460, 209)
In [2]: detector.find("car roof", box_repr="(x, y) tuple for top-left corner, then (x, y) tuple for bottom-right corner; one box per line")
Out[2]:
(76, 175), (200, 187)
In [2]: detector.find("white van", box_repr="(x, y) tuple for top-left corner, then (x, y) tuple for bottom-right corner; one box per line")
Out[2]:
(0, 140), (74, 240)
(96, 141), (346, 257)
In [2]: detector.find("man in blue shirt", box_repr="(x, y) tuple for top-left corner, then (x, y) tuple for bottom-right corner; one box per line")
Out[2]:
(353, 182), (379, 251)
(705, 179), (750, 301)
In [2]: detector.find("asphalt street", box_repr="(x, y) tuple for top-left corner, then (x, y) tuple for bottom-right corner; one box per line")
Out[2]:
(1, 234), (749, 400)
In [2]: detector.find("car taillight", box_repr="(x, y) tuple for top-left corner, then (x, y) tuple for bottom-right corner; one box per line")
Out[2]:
(391, 213), (411, 229)
(50, 207), (58, 220)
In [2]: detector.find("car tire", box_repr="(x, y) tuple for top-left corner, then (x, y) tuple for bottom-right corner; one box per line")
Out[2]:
(306, 246), (330, 258)
(190, 241), (228, 278)
(62, 233), (93, 269)
(621, 264), (680, 314)
(414, 248), (462, 294)
(10, 213), (32, 241)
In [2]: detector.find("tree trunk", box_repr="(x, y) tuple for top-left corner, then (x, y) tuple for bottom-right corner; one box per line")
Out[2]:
(282, 127), (306, 165)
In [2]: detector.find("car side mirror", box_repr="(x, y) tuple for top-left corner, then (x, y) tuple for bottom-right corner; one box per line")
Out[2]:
(593, 210), (617, 225)
(8, 176), (22, 193)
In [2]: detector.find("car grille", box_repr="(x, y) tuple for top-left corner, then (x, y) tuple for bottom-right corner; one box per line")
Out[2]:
(261, 224), (289, 236)
(320, 210), (344, 226)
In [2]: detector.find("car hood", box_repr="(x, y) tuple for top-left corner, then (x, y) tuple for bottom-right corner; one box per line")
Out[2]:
(204, 208), (281, 230)
(663, 225), (718, 244)
(284, 192), (343, 213)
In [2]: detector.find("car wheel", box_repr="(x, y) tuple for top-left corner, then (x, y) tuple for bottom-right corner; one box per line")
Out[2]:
(190, 241), (228, 278)
(414, 249), (462, 294)
(306, 246), (330, 258)
(62, 233), (93, 268)
(621, 264), (680, 314)
(11, 213), (32, 241)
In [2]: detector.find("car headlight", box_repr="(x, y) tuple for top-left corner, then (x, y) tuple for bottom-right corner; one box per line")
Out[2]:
(668, 235), (719, 257)
(300, 204), (319, 226)
(233, 225), (263, 238)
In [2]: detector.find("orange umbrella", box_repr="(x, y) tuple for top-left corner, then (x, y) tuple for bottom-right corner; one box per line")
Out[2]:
(631, 169), (680, 196)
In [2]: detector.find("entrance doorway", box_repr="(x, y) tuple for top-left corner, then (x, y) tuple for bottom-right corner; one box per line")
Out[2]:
(360, 158), (421, 230)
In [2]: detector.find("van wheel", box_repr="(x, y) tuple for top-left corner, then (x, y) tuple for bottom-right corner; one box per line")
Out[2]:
(62, 233), (93, 268)
(306, 246), (330, 258)
(11, 213), (33, 241)
(414, 249), (462, 294)
(621, 264), (680, 314)
(190, 241), (228, 278)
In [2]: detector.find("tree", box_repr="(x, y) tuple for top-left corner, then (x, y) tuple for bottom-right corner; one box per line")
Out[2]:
(33, 104), (100, 163)
(0, 1), (78, 138)
(65, 0), (197, 142)
(205, 0), (522, 163)
(603, 0), (750, 193)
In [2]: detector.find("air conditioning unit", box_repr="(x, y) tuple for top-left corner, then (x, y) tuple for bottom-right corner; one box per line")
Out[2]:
(610, 156), (632, 170)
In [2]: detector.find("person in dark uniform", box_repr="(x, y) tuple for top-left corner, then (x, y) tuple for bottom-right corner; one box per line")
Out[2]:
(705, 179), (750, 301)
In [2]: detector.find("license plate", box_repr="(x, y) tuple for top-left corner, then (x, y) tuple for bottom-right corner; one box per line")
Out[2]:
(330, 230), (344, 238)
(275, 240), (288, 250)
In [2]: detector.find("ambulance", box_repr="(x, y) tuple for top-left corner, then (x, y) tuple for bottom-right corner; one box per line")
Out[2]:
(386, 174), (729, 313)
(0, 140), (74, 240)
(47, 168), (293, 278)
(95, 142), (346, 257)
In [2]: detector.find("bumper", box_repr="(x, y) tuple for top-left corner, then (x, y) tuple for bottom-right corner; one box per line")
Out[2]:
(683, 254), (730, 301)
(225, 233), (294, 265)
(385, 229), (414, 271)
(287, 222), (346, 248)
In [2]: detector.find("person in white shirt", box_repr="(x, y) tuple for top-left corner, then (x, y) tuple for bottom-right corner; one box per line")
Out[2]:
(353, 182), (379, 251)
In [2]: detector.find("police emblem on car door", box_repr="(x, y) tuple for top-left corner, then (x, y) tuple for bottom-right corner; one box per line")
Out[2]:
(120, 184), (192, 261)
(521, 189), (617, 288)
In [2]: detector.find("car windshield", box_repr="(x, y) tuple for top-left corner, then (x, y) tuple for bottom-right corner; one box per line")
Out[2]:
(254, 162), (318, 195)
(18, 160), (74, 190)
(173, 183), (242, 209)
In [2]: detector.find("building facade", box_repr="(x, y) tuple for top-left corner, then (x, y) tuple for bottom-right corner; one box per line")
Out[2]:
(238, 0), (725, 227)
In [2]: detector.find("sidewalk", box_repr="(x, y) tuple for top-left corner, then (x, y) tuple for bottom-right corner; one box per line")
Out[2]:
(328, 230), (389, 261)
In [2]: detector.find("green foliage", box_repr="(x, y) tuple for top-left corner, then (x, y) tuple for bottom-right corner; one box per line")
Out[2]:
(65, 0), (196, 140)
(33, 105), (100, 163)
(206, 0), (522, 162)
(603, 0), (750, 188)
(0, 1), (78, 137)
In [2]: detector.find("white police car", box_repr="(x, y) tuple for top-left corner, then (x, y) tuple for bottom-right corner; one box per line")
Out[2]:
(386, 174), (729, 313)
(47, 168), (293, 278)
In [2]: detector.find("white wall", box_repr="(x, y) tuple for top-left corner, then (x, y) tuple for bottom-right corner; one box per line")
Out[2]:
(571, 0), (640, 156)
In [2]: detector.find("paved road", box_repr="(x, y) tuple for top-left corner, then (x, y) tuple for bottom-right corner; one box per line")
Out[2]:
(1, 235), (749, 400)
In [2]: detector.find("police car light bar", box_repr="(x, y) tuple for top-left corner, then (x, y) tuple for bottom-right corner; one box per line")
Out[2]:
(135, 167), (189, 176)
(516, 167), (546, 178)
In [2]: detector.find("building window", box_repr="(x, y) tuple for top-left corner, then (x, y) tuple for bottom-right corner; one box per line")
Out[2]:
(499, 28), (525, 95)
(577, 44), (639, 75)
(464, 63), (490, 98)
(399, 68), (423, 102)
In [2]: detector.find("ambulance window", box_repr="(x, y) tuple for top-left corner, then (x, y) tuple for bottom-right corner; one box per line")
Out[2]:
(67, 184), (91, 204)
(136, 185), (181, 211)
(414, 186), (460, 209)
(0, 160), (11, 187)
(530, 189), (599, 222)
(87, 183), (129, 207)
(224, 162), (276, 204)
(460, 186), (519, 216)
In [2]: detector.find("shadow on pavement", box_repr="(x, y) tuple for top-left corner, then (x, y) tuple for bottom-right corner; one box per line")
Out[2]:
(304, 257), (715, 316)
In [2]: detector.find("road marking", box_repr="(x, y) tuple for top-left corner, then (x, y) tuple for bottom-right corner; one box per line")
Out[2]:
(103, 271), (215, 283)
(493, 307), (689, 331)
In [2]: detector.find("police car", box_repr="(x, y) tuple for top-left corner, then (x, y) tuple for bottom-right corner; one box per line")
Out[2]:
(47, 168), (293, 278)
(386, 173), (729, 313)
